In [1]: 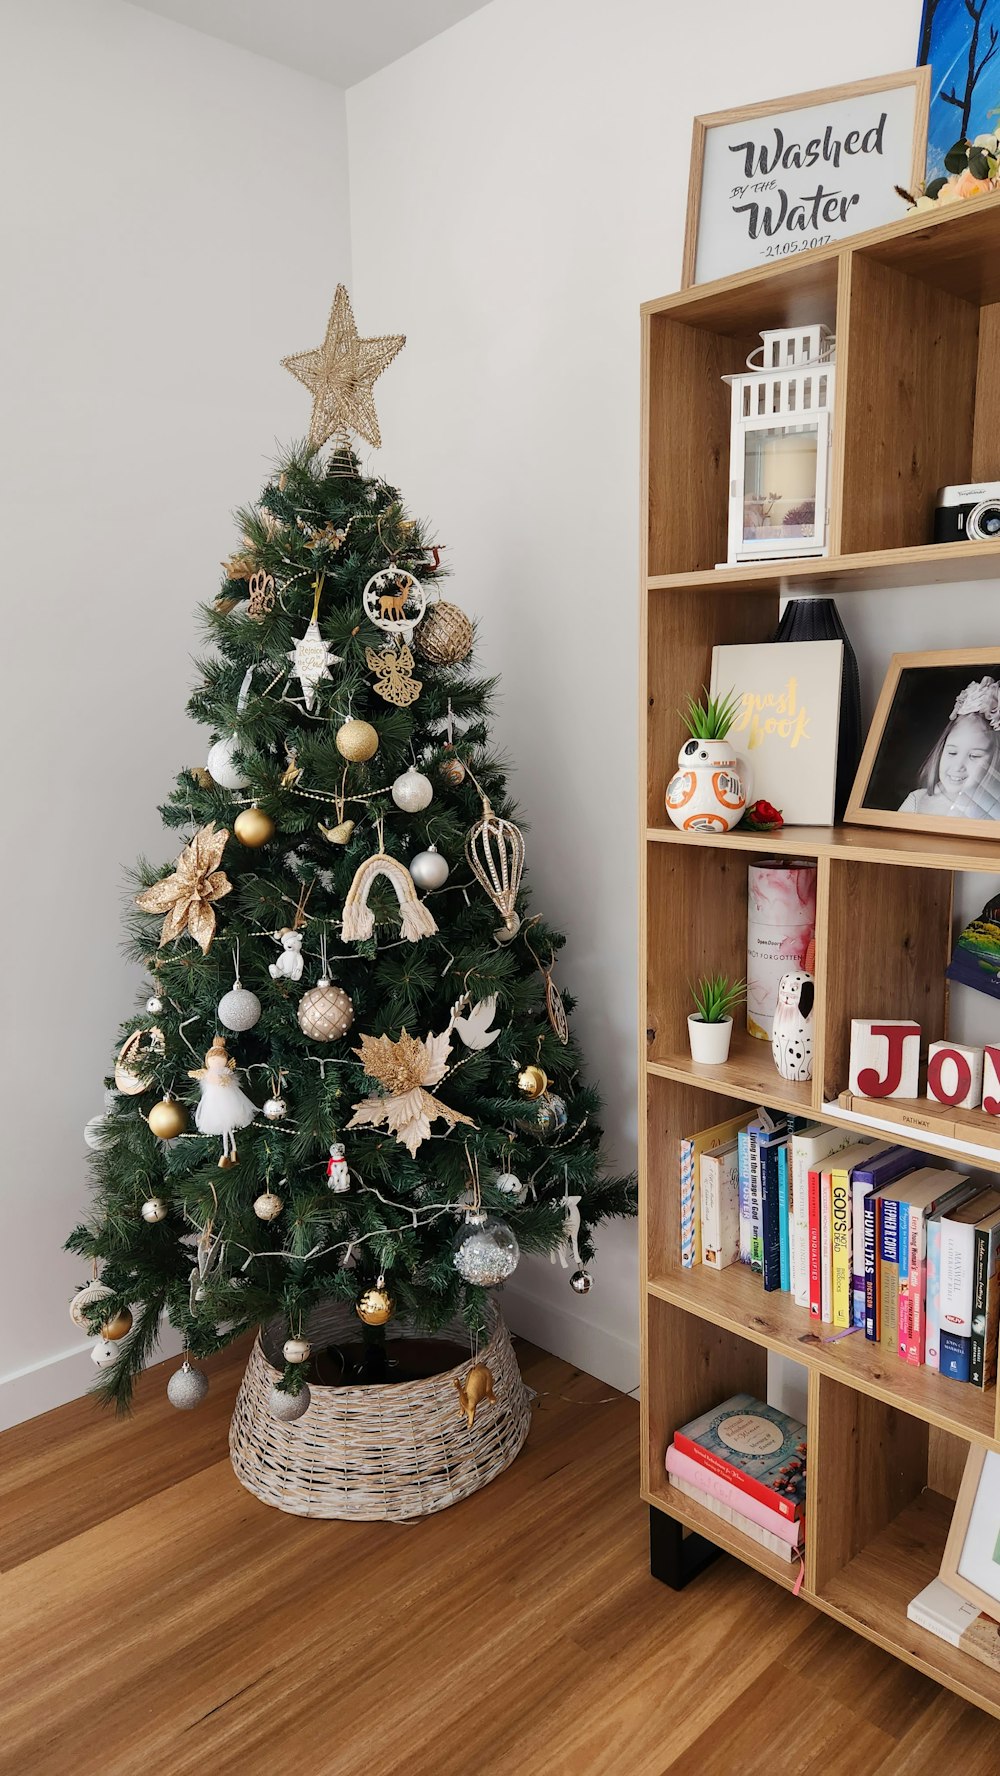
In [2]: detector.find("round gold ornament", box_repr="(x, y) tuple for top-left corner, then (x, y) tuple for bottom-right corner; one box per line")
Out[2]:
(356, 1286), (394, 1326)
(254, 1191), (284, 1221)
(141, 1196), (168, 1224)
(148, 1096), (188, 1140)
(298, 977), (354, 1041)
(336, 719), (379, 762)
(282, 1337), (312, 1364)
(101, 1308), (134, 1340)
(68, 1281), (113, 1329)
(414, 601), (474, 665)
(234, 805), (275, 848)
(517, 1065), (548, 1099)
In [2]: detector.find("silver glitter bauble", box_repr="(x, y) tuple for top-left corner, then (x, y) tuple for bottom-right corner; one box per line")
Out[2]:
(298, 977), (354, 1041)
(268, 1382), (311, 1421)
(494, 1172), (526, 1201)
(167, 1362), (209, 1409)
(91, 1337), (118, 1369)
(146, 994), (164, 1015)
(452, 1212), (520, 1286)
(391, 769), (433, 813)
(206, 734), (249, 790)
(217, 983), (262, 1032)
(141, 1196), (169, 1223)
(262, 1096), (287, 1122)
(69, 1280), (114, 1328)
(409, 845), (449, 891)
(570, 1268), (593, 1295)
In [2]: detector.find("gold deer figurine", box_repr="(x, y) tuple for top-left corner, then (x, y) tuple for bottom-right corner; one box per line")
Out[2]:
(455, 1361), (497, 1429)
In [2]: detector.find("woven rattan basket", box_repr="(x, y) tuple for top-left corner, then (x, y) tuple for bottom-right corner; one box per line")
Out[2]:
(229, 1299), (531, 1520)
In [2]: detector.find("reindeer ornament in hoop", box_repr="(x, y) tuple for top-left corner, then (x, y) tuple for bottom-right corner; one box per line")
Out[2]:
(362, 567), (426, 644)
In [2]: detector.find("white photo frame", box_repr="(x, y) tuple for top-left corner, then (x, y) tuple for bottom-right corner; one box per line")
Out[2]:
(941, 1445), (1000, 1617)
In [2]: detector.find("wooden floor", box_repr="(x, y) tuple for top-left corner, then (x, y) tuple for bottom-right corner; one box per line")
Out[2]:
(1, 1341), (997, 1776)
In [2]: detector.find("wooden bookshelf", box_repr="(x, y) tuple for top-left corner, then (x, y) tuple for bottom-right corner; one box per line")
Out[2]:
(638, 194), (1000, 1719)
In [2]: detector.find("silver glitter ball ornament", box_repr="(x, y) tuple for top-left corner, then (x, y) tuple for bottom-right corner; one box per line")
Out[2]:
(452, 1212), (520, 1286)
(391, 769), (433, 813)
(167, 1362), (210, 1409)
(570, 1268), (593, 1295)
(268, 1382), (311, 1422)
(141, 1196), (169, 1223)
(409, 845), (449, 891)
(90, 1336), (119, 1369)
(218, 982), (262, 1032)
(206, 734), (249, 790)
(262, 1095), (287, 1122)
(146, 994), (164, 1015)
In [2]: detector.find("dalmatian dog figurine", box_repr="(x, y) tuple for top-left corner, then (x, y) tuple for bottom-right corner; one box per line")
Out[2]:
(771, 971), (815, 1083)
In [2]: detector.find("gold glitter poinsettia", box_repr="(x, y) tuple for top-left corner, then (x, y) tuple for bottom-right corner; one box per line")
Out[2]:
(135, 822), (232, 955)
(347, 1028), (475, 1158)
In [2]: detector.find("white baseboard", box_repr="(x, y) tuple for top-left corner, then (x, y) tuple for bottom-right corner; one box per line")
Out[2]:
(0, 1325), (184, 1433)
(502, 1286), (640, 1396)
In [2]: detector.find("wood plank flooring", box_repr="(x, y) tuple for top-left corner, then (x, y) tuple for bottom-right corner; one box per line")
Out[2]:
(0, 1338), (997, 1776)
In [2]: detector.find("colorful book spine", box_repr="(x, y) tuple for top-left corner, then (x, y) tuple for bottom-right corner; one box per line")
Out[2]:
(760, 1136), (785, 1292)
(880, 1197), (900, 1356)
(679, 1135), (698, 1269)
(665, 1472), (801, 1562)
(738, 1127), (752, 1265)
(830, 1164), (852, 1329)
(791, 1144), (810, 1309)
(925, 1215), (944, 1371)
(971, 1221), (1000, 1390)
(851, 1172), (868, 1330)
(940, 1328), (971, 1382)
(664, 1444), (802, 1547)
(747, 1130), (763, 1273)
(778, 1145), (791, 1294)
(700, 1143), (740, 1272)
(864, 1190), (880, 1341)
(897, 1200), (910, 1359)
(939, 1208), (979, 1381)
(808, 1168), (822, 1319)
(820, 1170), (833, 1322)
(672, 1428), (803, 1521)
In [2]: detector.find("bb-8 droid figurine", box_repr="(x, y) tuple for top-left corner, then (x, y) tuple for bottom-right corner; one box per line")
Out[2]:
(665, 737), (750, 833)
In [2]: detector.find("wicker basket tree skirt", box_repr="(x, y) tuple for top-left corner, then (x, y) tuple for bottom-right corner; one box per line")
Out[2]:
(229, 1300), (531, 1520)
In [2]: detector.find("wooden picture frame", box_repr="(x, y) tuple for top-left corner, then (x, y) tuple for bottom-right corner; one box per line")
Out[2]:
(846, 648), (1000, 840)
(682, 67), (930, 288)
(941, 1444), (1000, 1617)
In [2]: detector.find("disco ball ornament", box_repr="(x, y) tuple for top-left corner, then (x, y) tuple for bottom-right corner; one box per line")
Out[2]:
(91, 1337), (119, 1370)
(262, 1095), (287, 1122)
(409, 845), (449, 891)
(218, 982), (262, 1032)
(69, 1281), (113, 1328)
(570, 1268), (594, 1295)
(356, 1285), (394, 1326)
(166, 1361), (209, 1409)
(391, 769), (433, 813)
(452, 1211), (520, 1286)
(254, 1191), (284, 1221)
(145, 994), (164, 1015)
(282, 1337), (312, 1365)
(141, 1196), (169, 1223)
(336, 719), (379, 762)
(148, 1095), (188, 1140)
(298, 977), (354, 1041)
(518, 1092), (568, 1141)
(268, 1383), (311, 1422)
(234, 805), (275, 848)
(206, 734), (249, 790)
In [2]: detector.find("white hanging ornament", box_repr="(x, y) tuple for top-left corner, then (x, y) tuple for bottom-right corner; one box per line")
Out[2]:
(282, 1336), (312, 1364)
(452, 1210), (519, 1286)
(326, 1141), (351, 1192)
(217, 946), (261, 1032)
(167, 1360), (209, 1409)
(254, 1190), (284, 1221)
(449, 993), (501, 1051)
(391, 769), (433, 813)
(288, 575), (341, 711)
(90, 1337), (119, 1369)
(69, 1280), (113, 1328)
(409, 844), (449, 891)
(298, 941), (354, 1041)
(494, 1172), (527, 1202)
(146, 993), (164, 1015)
(207, 734), (249, 791)
(269, 928), (304, 981)
(188, 1035), (257, 1166)
(550, 1186), (583, 1271)
(263, 1077), (288, 1122)
(268, 1383), (311, 1421)
(362, 566), (427, 643)
(341, 852), (438, 944)
(141, 1196), (168, 1223)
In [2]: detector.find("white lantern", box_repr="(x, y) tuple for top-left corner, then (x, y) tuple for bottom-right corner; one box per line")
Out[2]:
(724, 325), (834, 565)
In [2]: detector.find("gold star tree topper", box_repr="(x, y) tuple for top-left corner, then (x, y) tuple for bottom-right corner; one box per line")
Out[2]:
(282, 286), (405, 450)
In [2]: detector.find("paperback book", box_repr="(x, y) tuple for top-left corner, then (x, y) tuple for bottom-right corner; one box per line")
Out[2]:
(673, 1393), (807, 1521)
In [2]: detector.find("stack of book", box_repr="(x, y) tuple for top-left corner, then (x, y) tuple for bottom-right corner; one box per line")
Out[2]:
(664, 1392), (806, 1564)
(908, 1577), (1000, 1673)
(683, 1109), (1000, 1390)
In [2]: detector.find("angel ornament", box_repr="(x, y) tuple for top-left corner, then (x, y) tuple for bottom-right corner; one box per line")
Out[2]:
(188, 1035), (256, 1167)
(366, 641), (421, 707)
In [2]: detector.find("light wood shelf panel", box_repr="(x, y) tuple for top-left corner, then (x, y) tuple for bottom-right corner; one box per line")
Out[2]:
(647, 822), (1000, 874)
(647, 1042), (815, 1119)
(647, 537), (1000, 596)
(641, 1478), (801, 1590)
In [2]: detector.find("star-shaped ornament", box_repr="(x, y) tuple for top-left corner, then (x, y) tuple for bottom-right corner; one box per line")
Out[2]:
(282, 285), (405, 451)
(288, 577), (341, 711)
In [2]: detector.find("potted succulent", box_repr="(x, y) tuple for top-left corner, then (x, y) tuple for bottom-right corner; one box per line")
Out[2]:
(665, 688), (752, 834)
(688, 974), (746, 1065)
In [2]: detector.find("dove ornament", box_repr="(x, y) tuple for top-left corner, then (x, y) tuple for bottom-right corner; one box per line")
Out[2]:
(449, 993), (501, 1051)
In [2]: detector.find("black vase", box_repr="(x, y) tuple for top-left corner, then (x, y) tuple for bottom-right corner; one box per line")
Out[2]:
(771, 597), (861, 824)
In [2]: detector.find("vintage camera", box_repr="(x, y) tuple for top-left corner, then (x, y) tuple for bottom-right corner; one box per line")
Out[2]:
(935, 482), (1000, 543)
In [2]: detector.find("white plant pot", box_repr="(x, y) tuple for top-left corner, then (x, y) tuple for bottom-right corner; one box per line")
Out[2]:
(688, 1014), (733, 1065)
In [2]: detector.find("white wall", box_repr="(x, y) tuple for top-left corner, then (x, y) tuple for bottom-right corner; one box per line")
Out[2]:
(0, 0), (350, 1428)
(346, 0), (924, 1391)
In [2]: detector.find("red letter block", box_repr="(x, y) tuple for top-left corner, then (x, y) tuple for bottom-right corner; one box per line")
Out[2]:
(926, 1041), (983, 1110)
(849, 1019), (921, 1099)
(983, 1047), (1000, 1117)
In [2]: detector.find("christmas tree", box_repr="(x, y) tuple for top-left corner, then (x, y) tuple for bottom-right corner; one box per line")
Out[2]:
(68, 288), (635, 1415)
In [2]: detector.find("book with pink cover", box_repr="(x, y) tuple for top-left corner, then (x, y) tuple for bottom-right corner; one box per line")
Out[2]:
(665, 1442), (802, 1547)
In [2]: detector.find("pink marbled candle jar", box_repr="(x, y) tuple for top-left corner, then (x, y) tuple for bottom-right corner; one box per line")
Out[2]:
(746, 860), (817, 1041)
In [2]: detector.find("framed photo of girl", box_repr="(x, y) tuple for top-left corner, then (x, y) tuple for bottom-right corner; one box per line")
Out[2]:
(847, 649), (1000, 839)
(940, 1443), (1000, 1618)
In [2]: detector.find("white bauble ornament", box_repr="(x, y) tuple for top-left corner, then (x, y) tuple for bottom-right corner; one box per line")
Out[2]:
(84, 1113), (114, 1152)
(409, 845), (449, 890)
(391, 769), (433, 813)
(282, 1337), (312, 1365)
(217, 982), (262, 1032)
(146, 994), (164, 1015)
(254, 1191), (284, 1221)
(167, 1361), (209, 1409)
(268, 1383), (311, 1422)
(91, 1337), (118, 1369)
(207, 734), (250, 791)
(452, 1211), (519, 1286)
(69, 1280), (113, 1328)
(141, 1196), (168, 1223)
(262, 1095), (287, 1122)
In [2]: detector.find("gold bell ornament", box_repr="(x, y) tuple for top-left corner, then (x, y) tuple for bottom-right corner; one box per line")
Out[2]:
(147, 1095), (188, 1140)
(282, 1336), (312, 1365)
(517, 1065), (548, 1099)
(234, 804), (275, 848)
(356, 1279), (394, 1326)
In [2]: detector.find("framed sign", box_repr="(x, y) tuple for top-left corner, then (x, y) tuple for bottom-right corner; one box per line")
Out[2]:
(940, 1444), (1000, 1618)
(682, 68), (929, 287)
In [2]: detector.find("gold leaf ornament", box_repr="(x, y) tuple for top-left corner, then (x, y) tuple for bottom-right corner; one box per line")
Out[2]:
(135, 823), (232, 955)
(347, 1028), (476, 1158)
(281, 285), (405, 451)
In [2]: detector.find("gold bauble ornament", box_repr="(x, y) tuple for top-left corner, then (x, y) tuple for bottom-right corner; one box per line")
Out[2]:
(414, 600), (474, 665)
(356, 1286), (394, 1326)
(336, 719), (379, 762)
(148, 1096), (188, 1140)
(298, 977), (354, 1041)
(100, 1308), (134, 1341)
(517, 1065), (548, 1099)
(254, 1191), (284, 1221)
(282, 1337), (312, 1365)
(234, 805), (276, 848)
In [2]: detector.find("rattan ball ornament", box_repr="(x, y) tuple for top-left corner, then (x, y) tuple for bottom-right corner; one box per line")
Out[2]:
(415, 600), (474, 665)
(570, 1268), (593, 1295)
(268, 1383), (311, 1422)
(517, 1065), (548, 1099)
(148, 1095), (188, 1139)
(141, 1196), (168, 1223)
(409, 845), (449, 891)
(68, 1281), (113, 1328)
(254, 1191), (284, 1221)
(207, 734), (250, 790)
(298, 976), (354, 1041)
(336, 718), (379, 762)
(234, 805), (275, 848)
(262, 1095), (287, 1122)
(391, 769), (433, 812)
(356, 1284), (394, 1326)
(101, 1308), (134, 1340)
(167, 1361), (209, 1409)
(218, 981), (262, 1033)
(452, 1211), (520, 1286)
(91, 1337), (119, 1370)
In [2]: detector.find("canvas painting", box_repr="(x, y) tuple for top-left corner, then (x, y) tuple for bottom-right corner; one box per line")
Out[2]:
(710, 640), (844, 825)
(919, 1), (1000, 181)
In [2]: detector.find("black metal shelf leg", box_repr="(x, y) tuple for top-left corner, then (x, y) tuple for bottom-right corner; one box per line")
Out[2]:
(649, 1505), (722, 1590)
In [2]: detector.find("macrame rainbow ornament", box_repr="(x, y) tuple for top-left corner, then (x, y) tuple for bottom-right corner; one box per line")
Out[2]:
(341, 853), (438, 944)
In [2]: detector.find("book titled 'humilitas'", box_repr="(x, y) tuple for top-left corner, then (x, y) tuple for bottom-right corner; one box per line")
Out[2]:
(673, 1393), (807, 1521)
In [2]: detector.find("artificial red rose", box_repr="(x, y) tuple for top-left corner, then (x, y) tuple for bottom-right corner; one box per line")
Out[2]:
(744, 799), (784, 831)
